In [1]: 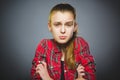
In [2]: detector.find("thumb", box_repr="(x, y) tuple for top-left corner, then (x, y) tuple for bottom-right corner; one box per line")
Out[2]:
(41, 61), (47, 68)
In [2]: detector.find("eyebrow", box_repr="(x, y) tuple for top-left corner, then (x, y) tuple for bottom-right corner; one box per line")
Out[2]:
(65, 21), (74, 25)
(65, 21), (74, 23)
(53, 20), (74, 23)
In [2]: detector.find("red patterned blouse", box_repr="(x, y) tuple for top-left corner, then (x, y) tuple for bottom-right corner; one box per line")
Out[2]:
(31, 37), (96, 80)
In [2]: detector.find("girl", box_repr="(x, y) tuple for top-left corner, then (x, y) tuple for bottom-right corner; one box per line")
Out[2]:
(31, 3), (96, 80)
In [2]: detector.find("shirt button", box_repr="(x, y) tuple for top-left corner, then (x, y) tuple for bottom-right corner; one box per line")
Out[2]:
(50, 66), (53, 69)
(64, 70), (67, 72)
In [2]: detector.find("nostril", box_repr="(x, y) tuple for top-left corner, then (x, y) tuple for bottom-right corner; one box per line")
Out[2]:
(61, 30), (65, 34)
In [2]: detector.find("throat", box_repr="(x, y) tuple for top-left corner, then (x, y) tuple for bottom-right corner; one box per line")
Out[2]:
(61, 50), (65, 61)
(61, 55), (64, 61)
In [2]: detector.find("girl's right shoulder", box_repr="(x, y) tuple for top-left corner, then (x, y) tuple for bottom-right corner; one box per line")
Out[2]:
(37, 39), (53, 49)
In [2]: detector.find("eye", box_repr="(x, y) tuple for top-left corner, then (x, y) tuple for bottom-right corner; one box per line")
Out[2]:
(53, 23), (61, 27)
(65, 22), (74, 27)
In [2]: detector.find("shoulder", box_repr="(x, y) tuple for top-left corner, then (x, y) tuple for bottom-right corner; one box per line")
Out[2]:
(75, 36), (89, 47)
(74, 36), (90, 55)
(36, 39), (53, 50)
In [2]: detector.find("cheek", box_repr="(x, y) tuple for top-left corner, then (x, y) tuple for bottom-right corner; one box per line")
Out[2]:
(51, 28), (59, 35)
(67, 28), (74, 35)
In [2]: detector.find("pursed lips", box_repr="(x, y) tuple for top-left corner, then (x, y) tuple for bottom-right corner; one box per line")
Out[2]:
(59, 36), (67, 39)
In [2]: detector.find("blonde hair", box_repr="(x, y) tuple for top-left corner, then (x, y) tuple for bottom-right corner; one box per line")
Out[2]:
(49, 3), (76, 23)
(49, 3), (77, 69)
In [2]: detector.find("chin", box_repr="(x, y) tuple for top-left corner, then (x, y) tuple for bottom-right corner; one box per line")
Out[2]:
(58, 42), (67, 44)
(56, 40), (68, 44)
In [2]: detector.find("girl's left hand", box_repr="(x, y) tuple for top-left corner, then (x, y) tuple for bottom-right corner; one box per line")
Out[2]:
(76, 64), (86, 80)
(36, 61), (52, 80)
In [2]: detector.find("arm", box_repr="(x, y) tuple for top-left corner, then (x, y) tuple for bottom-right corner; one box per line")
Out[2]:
(76, 64), (86, 80)
(31, 39), (53, 80)
(36, 61), (53, 80)
(76, 37), (96, 80)
(80, 40), (96, 80)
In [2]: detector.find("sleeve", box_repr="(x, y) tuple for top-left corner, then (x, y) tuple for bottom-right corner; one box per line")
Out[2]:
(31, 39), (47, 80)
(80, 38), (96, 80)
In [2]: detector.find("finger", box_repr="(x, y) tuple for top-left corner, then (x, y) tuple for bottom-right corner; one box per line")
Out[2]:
(77, 64), (84, 70)
(77, 67), (85, 71)
(78, 64), (84, 68)
(36, 67), (39, 71)
(36, 69), (40, 74)
(78, 69), (85, 73)
(78, 72), (85, 76)
(37, 63), (43, 67)
(77, 67), (84, 72)
(36, 64), (44, 72)
(78, 70), (86, 77)
(37, 60), (45, 67)
(39, 64), (44, 69)
(77, 66), (85, 75)
(40, 61), (47, 68)
(38, 61), (43, 64)
(36, 67), (40, 74)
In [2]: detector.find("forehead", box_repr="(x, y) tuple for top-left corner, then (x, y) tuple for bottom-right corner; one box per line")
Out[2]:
(51, 11), (74, 22)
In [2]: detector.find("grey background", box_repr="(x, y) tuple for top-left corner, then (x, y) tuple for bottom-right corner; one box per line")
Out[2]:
(0, 0), (120, 80)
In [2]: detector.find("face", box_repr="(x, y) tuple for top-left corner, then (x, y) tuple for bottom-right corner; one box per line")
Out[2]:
(48, 11), (77, 44)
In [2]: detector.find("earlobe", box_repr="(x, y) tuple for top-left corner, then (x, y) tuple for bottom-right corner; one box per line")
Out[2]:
(74, 23), (78, 32)
(48, 22), (52, 32)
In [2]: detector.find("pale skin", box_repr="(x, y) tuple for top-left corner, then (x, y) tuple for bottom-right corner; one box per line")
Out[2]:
(36, 11), (86, 80)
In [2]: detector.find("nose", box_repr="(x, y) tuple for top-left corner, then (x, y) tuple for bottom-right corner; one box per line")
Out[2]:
(60, 25), (66, 34)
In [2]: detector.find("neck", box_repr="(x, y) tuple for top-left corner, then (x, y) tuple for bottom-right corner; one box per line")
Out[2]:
(61, 49), (65, 61)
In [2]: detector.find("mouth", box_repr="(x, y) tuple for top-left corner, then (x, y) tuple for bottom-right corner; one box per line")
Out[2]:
(59, 36), (67, 40)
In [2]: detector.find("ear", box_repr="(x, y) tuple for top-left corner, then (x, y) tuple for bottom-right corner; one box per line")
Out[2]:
(48, 22), (52, 32)
(74, 22), (78, 32)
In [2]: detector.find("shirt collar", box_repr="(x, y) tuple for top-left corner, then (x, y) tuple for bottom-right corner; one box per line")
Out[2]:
(48, 39), (61, 53)
(47, 37), (79, 53)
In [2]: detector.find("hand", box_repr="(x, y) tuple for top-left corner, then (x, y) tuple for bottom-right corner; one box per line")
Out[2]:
(36, 61), (52, 80)
(76, 64), (86, 80)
